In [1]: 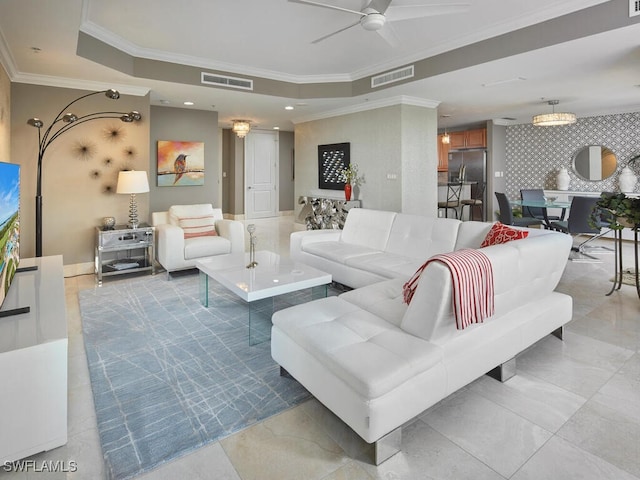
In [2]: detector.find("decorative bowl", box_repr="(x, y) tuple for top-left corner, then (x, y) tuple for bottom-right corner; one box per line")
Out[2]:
(102, 216), (116, 230)
(544, 196), (557, 203)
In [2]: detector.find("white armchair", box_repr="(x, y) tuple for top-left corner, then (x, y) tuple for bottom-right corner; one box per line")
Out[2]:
(152, 204), (244, 277)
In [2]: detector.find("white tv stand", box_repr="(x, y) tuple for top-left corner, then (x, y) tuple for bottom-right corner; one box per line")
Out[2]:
(0, 255), (68, 463)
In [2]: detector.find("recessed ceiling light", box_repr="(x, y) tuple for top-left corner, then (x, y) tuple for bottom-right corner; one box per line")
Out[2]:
(184, 101), (194, 106)
(285, 106), (294, 110)
(273, 126), (280, 130)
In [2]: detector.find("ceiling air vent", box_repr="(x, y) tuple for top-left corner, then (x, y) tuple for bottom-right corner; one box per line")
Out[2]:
(201, 72), (253, 91)
(371, 65), (414, 88)
(630, 0), (640, 17)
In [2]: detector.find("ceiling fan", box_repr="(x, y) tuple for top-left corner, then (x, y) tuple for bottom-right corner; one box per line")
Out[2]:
(289, 0), (470, 46)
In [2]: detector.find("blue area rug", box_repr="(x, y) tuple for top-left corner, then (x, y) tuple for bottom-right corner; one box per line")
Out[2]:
(79, 272), (322, 480)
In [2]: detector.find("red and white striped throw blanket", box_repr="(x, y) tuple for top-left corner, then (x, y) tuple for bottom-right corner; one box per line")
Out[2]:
(403, 248), (495, 330)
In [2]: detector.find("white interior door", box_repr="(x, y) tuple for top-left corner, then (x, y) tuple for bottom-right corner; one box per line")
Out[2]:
(245, 130), (278, 219)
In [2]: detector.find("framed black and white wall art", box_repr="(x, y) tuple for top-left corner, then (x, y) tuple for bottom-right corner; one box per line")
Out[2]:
(318, 142), (350, 190)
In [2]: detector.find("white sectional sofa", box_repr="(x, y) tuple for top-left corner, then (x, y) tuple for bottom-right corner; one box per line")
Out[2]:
(273, 208), (573, 464)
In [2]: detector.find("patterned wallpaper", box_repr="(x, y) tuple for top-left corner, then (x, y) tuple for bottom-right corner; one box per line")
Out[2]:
(505, 112), (640, 198)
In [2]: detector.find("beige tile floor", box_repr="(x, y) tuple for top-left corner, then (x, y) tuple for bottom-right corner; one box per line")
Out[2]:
(2, 216), (639, 480)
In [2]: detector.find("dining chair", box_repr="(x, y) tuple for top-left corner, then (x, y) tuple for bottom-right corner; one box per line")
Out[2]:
(520, 189), (566, 228)
(438, 183), (463, 218)
(549, 195), (613, 258)
(461, 182), (485, 221)
(494, 192), (544, 227)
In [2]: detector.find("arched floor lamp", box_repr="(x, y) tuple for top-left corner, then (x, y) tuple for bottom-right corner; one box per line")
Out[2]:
(27, 89), (142, 257)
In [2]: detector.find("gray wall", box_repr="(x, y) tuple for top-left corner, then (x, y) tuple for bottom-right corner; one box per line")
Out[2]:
(279, 130), (295, 212)
(488, 121), (506, 220)
(293, 103), (438, 218)
(11, 83), (150, 263)
(149, 106), (220, 213)
(505, 112), (640, 198)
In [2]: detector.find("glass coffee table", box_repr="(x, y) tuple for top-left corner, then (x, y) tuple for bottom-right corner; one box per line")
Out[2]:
(195, 251), (332, 345)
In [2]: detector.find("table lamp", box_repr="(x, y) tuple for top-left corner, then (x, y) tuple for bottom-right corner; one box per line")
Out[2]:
(116, 170), (149, 229)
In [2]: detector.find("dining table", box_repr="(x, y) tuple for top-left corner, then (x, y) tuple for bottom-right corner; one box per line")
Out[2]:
(510, 198), (571, 227)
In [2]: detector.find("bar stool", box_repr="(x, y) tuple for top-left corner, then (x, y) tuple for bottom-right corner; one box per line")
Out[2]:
(460, 182), (485, 221)
(438, 183), (463, 218)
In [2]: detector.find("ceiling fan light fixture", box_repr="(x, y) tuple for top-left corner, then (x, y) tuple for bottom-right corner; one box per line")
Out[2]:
(532, 100), (576, 126)
(360, 11), (386, 31)
(232, 120), (251, 138)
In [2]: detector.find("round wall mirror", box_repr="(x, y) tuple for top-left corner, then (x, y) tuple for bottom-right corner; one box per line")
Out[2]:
(572, 145), (617, 181)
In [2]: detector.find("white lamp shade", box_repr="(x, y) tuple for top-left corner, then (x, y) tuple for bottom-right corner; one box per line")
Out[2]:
(116, 170), (149, 194)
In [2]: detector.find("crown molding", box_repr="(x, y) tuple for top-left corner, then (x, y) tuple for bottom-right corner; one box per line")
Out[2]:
(11, 72), (150, 96)
(292, 95), (439, 124)
(78, 21), (353, 85)
(0, 26), (17, 79)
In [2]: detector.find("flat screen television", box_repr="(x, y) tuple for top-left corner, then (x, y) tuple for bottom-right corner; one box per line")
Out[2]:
(0, 161), (20, 310)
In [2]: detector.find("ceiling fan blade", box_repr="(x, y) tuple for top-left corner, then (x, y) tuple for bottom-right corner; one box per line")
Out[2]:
(288, 0), (365, 17)
(385, 3), (470, 22)
(366, 0), (393, 14)
(311, 20), (361, 44)
(376, 23), (400, 47)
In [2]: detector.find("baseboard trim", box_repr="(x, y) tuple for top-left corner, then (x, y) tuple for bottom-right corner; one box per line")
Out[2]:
(64, 262), (94, 278)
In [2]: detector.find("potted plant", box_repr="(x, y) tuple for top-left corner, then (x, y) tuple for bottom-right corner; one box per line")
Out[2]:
(591, 192), (640, 230)
(340, 163), (362, 201)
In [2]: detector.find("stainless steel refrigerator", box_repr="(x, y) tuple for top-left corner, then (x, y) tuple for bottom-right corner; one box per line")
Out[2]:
(448, 149), (487, 221)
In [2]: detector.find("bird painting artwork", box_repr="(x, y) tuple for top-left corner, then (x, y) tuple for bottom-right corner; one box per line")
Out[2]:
(173, 154), (188, 184)
(156, 140), (205, 186)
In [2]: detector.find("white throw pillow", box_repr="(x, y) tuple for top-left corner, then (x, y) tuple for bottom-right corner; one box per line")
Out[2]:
(168, 204), (214, 226)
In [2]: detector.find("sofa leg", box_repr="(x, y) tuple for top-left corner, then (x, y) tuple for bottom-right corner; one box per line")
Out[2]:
(487, 357), (516, 383)
(552, 325), (564, 341)
(373, 427), (402, 465)
(279, 366), (293, 379)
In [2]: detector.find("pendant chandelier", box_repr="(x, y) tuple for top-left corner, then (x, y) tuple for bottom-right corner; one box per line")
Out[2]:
(232, 120), (251, 138)
(532, 100), (576, 127)
(440, 114), (451, 143)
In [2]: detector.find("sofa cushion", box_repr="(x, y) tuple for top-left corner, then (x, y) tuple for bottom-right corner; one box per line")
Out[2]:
(271, 296), (443, 399)
(168, 204), (223, 226)
(480, 222), (528, 247)
(385, 214), (460, 259)
(183, 235), (231, 260)
(302, 241), (381, 264)
(345, 252), (423, 280)
(339, 279), (407, 327)
(178, 214), (218, 238)
(340, 208), (397, 251)
(455, 221), (495, 250)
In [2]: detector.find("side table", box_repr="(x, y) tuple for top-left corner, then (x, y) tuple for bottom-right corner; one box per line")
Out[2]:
(95, 224), (155, 285)
(607, 226), (639, 298)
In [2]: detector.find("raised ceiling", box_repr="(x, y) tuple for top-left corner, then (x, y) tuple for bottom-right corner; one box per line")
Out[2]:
(1, 0), (639, 131)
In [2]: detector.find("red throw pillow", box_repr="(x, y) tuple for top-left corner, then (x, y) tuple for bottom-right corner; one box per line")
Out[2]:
(481, 222), (528, 247)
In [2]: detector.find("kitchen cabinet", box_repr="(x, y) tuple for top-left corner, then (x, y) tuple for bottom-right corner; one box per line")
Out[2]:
(437, 134), (450, 171)
(449, 128), (486, 149)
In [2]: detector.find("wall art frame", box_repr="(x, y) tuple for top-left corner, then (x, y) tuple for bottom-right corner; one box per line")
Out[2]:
(157, 140), (205, 187)
(318, 142), (350, 190)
